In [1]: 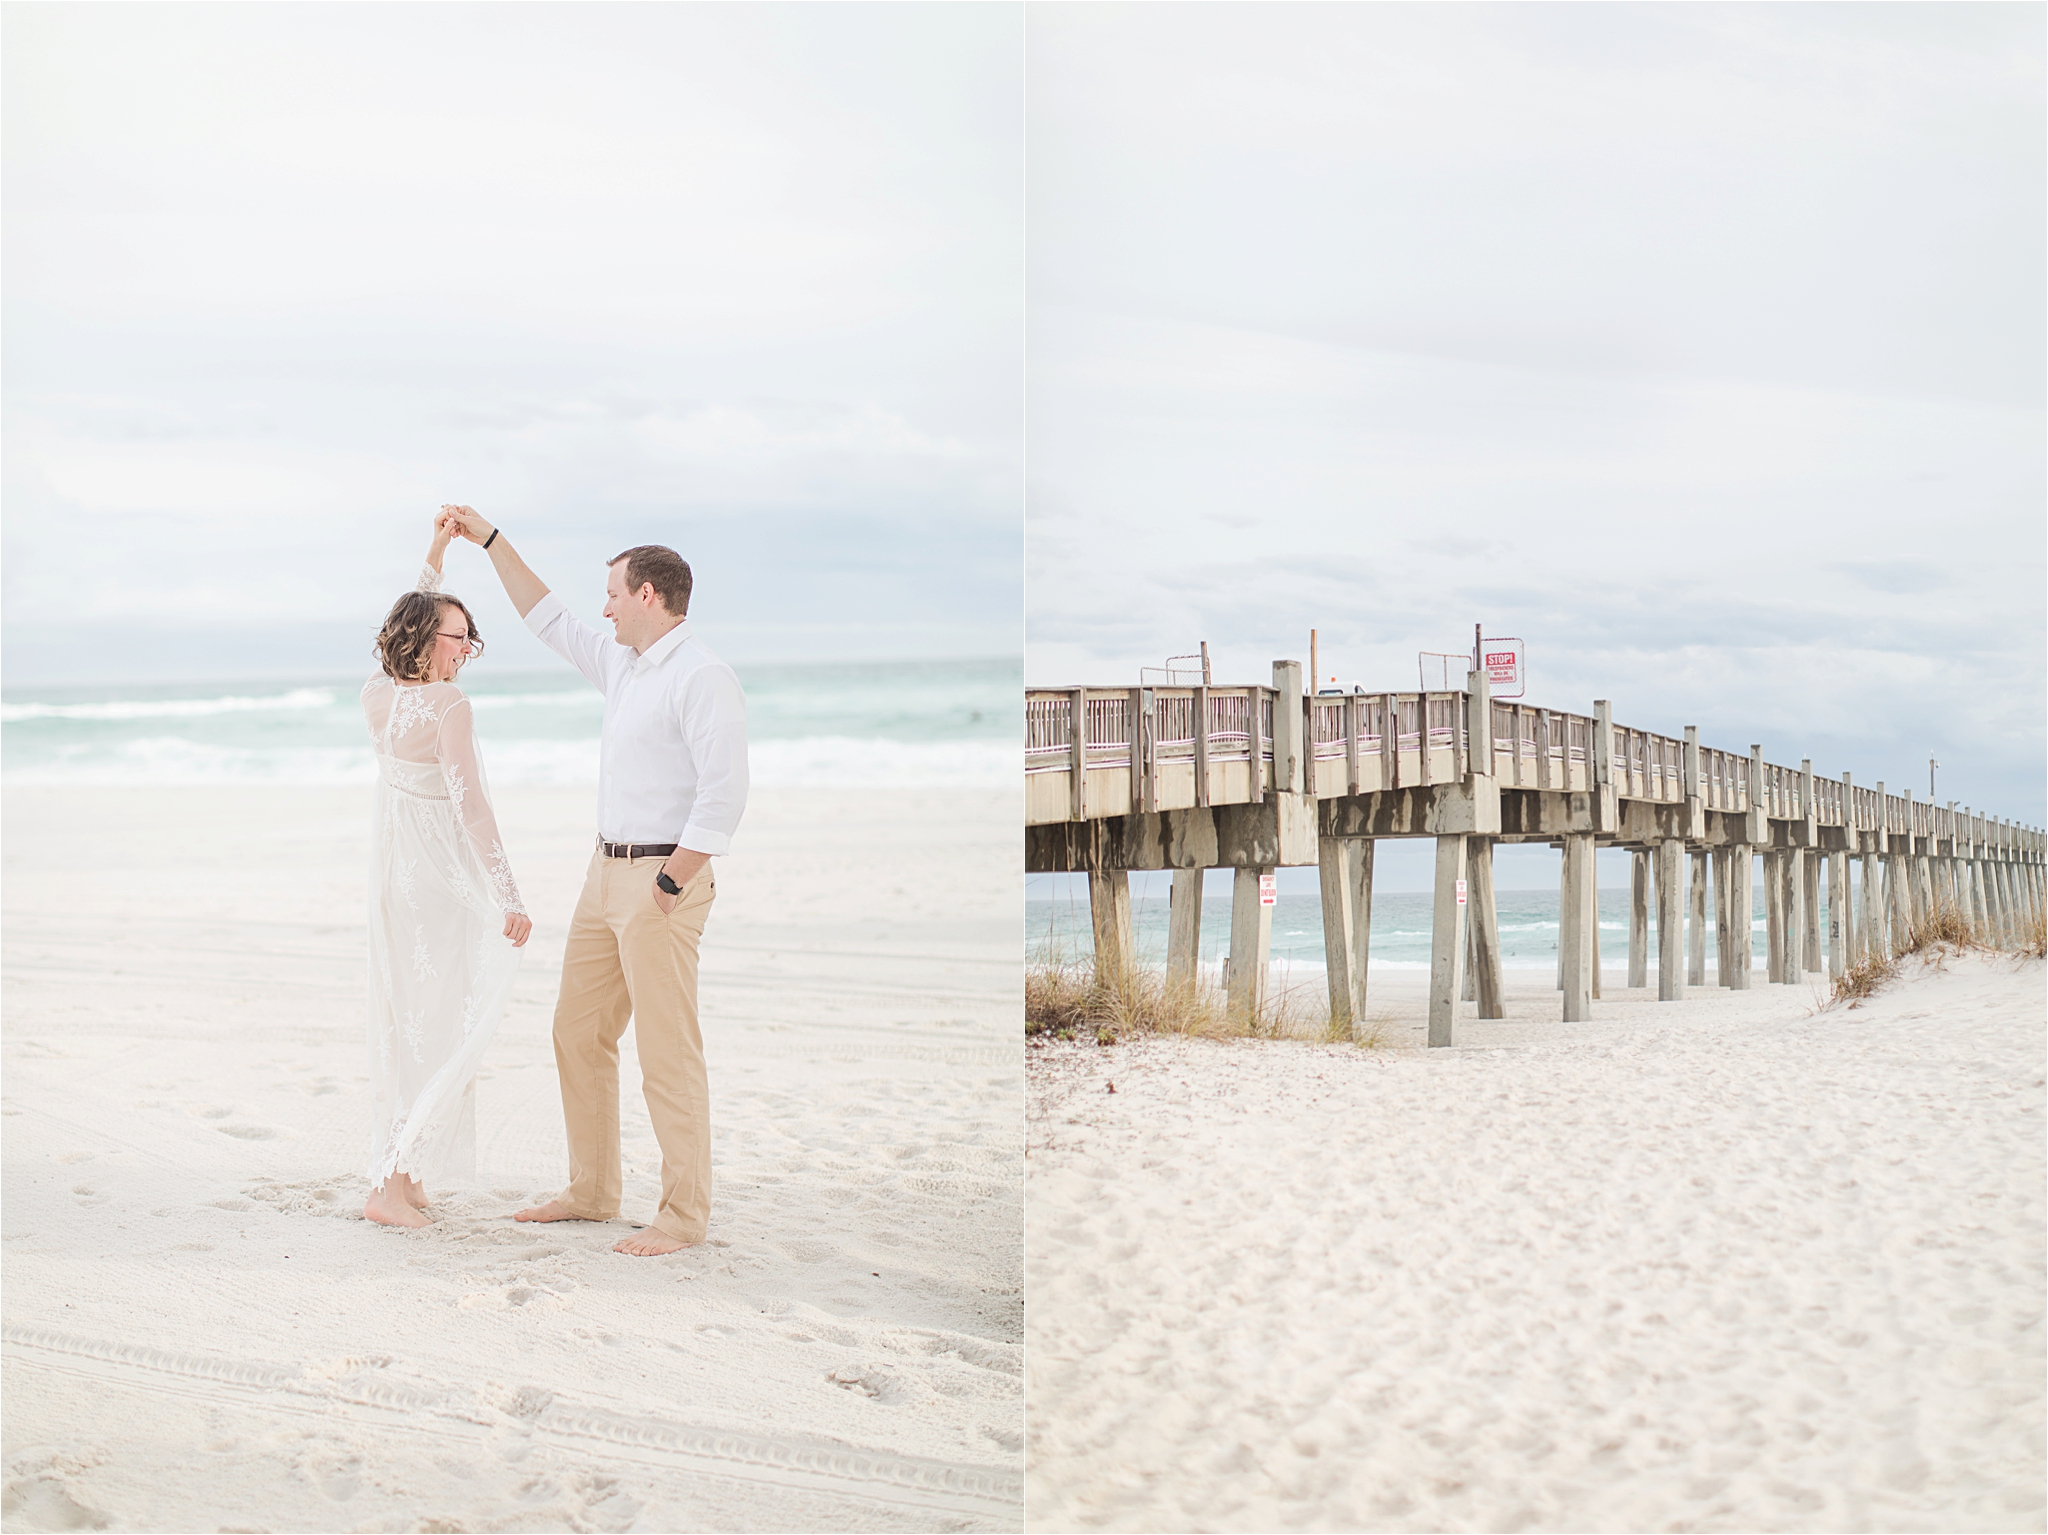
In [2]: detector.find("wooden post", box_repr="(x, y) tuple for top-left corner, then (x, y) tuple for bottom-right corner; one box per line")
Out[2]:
(1764, 850), (1785, 982)
(1827, 850), (1847, 979)
(1731, 844), (1755, 988)
(1227, 866), (1273, 1026)
(1687, 850), (1707, 988)
(1166, 867), (1204, 985)
(1349, 839), (1374, 1026)
(1068, 686), (1087, 821)
(1654, 839), (1684, 999)
(1088, 869), (1133, 991)
(1428, 834), (1469, 1047)
(1273, 662), (1303, 799)
(1193, 685), (1210, 809)
(1589, 843), (1603, 1000)
(1800, 844), (1821, 974)
(1560, 833), (1594, 1022)
(1318, 838), (1356, 1033)
(1782, 850), (1804, 981)
(1713, 846), (1736, 987)
(1628, 850), (1650, 989)
(1468, 838), (1504, 1020)
(1860, 849), (1884, 962)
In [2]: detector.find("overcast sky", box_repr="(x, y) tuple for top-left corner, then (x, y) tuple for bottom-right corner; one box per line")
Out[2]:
(4, 5), (1021, 685)
(1027, 3), (2046, 836)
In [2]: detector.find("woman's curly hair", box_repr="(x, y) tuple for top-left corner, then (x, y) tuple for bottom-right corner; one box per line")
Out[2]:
(374, 592), (483, 682)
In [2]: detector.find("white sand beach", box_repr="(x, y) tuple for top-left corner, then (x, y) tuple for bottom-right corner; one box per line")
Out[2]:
(1026, 956), (2046, 1533)
(3, 784), (1022, 1533)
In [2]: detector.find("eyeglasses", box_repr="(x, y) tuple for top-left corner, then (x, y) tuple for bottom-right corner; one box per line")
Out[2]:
(436, 632), (475, 649)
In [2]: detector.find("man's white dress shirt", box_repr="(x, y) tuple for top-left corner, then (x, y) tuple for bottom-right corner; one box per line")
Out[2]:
(523, 592), (748, 855)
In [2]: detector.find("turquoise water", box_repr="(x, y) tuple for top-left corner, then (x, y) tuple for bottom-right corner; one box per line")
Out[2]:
(1028, 885), (1789, 971)
(2, 657), (1019, 786)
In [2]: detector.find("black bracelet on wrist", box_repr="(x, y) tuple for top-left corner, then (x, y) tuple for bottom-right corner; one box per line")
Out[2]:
(482, 527), (500, 550)
(656, 871), (681, 896)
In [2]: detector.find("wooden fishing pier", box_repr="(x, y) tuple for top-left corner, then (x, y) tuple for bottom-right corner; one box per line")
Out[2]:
(1025, 662), (2046, 1045)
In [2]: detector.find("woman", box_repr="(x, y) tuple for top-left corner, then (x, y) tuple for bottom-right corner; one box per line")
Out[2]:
(360, 517), (532, 1229)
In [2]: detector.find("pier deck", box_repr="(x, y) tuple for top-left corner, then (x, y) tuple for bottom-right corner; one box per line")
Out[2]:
(1025, 663), (2044, 1044)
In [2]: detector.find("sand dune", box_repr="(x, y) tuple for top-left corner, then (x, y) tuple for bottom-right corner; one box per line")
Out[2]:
(1026, 956), (2045, 1533)
(3, 784), (1022, 1533)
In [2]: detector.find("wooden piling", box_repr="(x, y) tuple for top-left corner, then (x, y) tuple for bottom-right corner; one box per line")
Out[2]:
(1655, 838), (1686, 1001)
(1561, 833), (1594, 1022)
(1468, 838), (1504, 1020)
(1628, 850), (1650, 989)
(1428, 834), (1469, 1047)
(1713, 846), (1736, 986)
(1764, 851), (1785, 982)
(1227, 865), (1272, 1026)
(1827, 849), (1847, 979)
(1687, 851), (1707, 988)
(1088, 869), (1134, 989)
(1800, 846), (1821, 974)
(1731, 844), (1755, 988)
(1318, 839), (1356, 1032)
(1166, 867), (1204, 985)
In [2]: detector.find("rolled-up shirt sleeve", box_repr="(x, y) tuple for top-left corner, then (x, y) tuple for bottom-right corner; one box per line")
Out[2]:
(522, 591), (612, 692)
(675, 665), (748, 855)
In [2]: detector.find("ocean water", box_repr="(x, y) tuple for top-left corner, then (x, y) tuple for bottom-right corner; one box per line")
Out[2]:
(2, 657), (1019, 787)
(1027, 886), (1782, 972)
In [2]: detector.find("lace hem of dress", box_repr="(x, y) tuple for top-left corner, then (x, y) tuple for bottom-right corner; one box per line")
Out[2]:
(417, 562), (443, 593)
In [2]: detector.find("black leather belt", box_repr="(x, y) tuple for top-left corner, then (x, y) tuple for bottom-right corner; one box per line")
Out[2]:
(599, 839), (678, 859)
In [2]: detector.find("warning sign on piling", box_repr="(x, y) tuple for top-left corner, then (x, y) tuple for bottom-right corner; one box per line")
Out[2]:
(1456, 878), (1468, 906)
(1482, 639), (1525, 699)
(1259, 873), (1277, 908)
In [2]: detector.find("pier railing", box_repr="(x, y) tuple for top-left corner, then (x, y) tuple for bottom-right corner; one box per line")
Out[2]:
(1025, 683), (2041, 854)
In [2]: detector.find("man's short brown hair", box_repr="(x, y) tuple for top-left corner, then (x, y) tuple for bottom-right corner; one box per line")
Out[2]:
(609, 545), (693, 617)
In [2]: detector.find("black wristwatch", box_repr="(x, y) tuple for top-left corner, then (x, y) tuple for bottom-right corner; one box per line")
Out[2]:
(655, 871), (681, 897)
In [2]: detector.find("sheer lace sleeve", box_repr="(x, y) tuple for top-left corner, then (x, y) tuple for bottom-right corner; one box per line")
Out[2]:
(434, 696), (525, 916)
(417, 563), (443, 593)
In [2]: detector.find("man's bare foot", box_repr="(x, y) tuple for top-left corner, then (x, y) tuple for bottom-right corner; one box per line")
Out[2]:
(513, 1199), (589, 1223)
(614, 1227), (692, 1257)
(364, 1187), (430, 1228)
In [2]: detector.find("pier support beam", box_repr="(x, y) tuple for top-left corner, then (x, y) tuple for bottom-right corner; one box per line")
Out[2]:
(1166, 867), (1204, 985)
(1560, 833), (1595, 1022)
(1655, 838), (1686, 1001)
(1784, 850), (1805, 981)
(1861, 850), (1885, 962)
(1687, 851), (1707, 988)
(1764, 851), (1785, 982)
(1713, 847), (1736, 987)
(1428, 834), (1469, 1047)
(1888, 851), (1911, 953)
(1468, 838), (1504, 1020)
(1628, 850), (1650, 989)
(1835, 847), (1851, 978)
(1731, 845), (1755, 988)
(1318, 839), (1373, 1035)
(1227, 865), (1272, 1027)
(1088, 870), (1133, 989)
(1801, 849), (1822, 974)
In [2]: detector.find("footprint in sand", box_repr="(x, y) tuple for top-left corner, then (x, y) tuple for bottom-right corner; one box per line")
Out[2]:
(218, 1125), (278, 1140)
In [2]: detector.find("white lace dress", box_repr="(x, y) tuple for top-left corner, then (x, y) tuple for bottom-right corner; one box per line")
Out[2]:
(361, 574), (525, 1191)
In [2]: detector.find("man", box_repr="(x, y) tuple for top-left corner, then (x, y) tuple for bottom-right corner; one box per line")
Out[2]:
(440, 505), (747, 1256)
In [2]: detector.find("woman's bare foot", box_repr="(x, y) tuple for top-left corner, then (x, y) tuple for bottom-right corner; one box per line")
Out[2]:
(513, 1199), (588, 1223)
(364, 1185), (430, 1228)
(614, 1228), (691, 1257)
(405, 1185), (430, 1210)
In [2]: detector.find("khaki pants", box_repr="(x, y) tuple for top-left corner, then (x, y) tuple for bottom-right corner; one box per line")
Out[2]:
(551, 851), (715, 1243)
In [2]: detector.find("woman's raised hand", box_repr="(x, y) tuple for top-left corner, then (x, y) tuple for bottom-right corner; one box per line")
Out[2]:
(441, 505), (494, 545)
